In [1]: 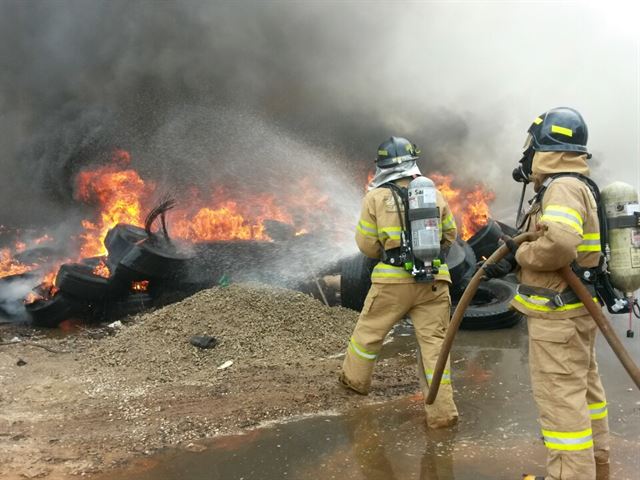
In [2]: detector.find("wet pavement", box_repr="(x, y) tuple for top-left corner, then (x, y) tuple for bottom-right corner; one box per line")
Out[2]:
(102, 318), (640, 480)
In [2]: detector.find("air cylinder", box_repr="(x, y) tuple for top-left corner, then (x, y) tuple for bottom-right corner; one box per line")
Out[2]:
(601, 181), (640, 296)
(407, 176), (440, 264)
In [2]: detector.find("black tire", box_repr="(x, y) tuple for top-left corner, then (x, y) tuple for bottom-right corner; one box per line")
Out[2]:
(457, 278), (523, 330)
(25, 293), (85, 328)
(113, 238), (194, 281)
(106, 293), (154, 319)
(55, 263), (111, 301)
(340, 253), (376, 311)
(448, 238), (476, 297)
(467, 218), (504, 260)
(104, 224), (148, 270)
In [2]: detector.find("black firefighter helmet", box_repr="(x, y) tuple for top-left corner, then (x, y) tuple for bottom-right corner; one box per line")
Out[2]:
(530, 107), (589, 153)
(376, 136), (420, 169)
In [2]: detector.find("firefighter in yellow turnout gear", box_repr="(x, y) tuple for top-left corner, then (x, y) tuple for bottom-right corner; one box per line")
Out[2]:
(339, 136), (459, 429)
(489, 108), (610, 480)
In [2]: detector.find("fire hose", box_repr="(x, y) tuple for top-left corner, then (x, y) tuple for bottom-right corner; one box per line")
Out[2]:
(425, 232), (640, 405)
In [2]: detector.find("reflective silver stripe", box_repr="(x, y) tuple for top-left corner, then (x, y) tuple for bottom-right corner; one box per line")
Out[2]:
(589, 402), (607, 419)
(425, 369), (451, 384)
(348, 338), (377, 361)
(581, 238), (600, 246)
(357, 221), (377, 236)
(541, 428), (593, 451)
(372, 264), (413, 278)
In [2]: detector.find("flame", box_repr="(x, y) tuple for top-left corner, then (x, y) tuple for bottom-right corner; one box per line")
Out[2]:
(430, 173), (495, 240)
(132, 280), (149, 292)
(0, 248), (37, 277)
(93, 260), (111, 279)
(75, 149), (153, 258)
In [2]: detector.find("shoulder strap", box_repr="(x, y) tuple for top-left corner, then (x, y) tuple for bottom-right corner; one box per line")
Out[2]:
(379, 182), (409, 232)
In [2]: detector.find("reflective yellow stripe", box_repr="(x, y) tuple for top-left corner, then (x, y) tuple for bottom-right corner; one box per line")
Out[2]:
(541, 205), (584, 234)
(513, 294), (598, 312)
(372, 263), (413, 279)
(425, 369), (451, 385)
(533, 116), (543, 125)
(551, 125), (573, 137)
(578, 232), (601, 252)
(357, 220), (378, 237)
(348, 337), (377, 361)
(542, 428), (593, 451)
(378, 226), (402, 240)
(577, 244), (601, 252)
(589, 401), (608, 420)
(441, 213), (456, 230)
(377, 149), (388, 156)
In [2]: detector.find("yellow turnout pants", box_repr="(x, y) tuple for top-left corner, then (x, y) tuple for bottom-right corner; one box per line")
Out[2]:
(528, 313), (610, 480)
(340, 281), (458, 428)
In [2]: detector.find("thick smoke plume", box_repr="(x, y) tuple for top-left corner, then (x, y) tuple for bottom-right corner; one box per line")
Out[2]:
(0, 0), (637, 231)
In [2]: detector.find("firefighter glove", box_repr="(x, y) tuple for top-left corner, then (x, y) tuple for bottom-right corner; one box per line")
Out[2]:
(482, 253), (517, 279)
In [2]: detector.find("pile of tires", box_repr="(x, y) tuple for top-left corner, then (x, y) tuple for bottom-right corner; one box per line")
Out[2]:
(26, 223), (194, 328)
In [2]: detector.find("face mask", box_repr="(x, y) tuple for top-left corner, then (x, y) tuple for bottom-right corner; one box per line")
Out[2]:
(512, 146), (534, 183)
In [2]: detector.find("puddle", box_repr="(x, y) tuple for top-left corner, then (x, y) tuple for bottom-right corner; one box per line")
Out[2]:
(101, 321), (640, 480)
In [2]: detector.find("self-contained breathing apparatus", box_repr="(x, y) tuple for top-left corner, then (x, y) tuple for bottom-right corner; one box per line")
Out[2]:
(380, 176), (443, 282)
(515, 170), (640, 336)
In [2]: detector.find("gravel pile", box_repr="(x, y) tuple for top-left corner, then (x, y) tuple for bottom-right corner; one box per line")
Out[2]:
(87, 283), (358, 382)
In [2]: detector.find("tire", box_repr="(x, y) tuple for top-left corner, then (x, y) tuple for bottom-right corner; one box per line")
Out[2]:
(340, 253), (376, 311)
(25, 293), (85, 328)
(448, 239), (476, 297)
(467, 218), (504, 260)
(113, 238), (194, 281)
(104, 224), (148, 270)
(55, 263), (111, 301)
(457, 278), (523, 330)
(106, 293), (154, 319)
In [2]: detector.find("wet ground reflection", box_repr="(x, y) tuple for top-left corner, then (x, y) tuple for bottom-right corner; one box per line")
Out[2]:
(103, 320), (640, 480)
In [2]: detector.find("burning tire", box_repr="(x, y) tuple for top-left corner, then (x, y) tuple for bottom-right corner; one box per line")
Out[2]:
(25, 293), (85, 328)
(457, 278), (522, 330)
(104, 224), (148, 269)
(467, 218), (504, 260)
(55, 263), (111, 301)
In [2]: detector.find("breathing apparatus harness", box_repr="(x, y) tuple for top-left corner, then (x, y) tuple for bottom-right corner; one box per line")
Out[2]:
(378, 180), (443, 283)
(520, 173), (640, 319)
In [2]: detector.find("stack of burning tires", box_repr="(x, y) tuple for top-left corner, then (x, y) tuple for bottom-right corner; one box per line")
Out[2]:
(25, 203), (195, 327)
(339, 218), (523, 330)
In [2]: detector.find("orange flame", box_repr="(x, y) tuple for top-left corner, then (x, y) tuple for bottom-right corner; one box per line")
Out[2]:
(132, 280), (149, 292)
(431, 173), (495, 240)
(93, 260), (111, 279)
(0, 248), (37, 277)
(75, 150), (153, 257)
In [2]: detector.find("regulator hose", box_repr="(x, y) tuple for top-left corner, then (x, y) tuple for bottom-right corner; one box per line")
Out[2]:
(425, 232), (539, 405)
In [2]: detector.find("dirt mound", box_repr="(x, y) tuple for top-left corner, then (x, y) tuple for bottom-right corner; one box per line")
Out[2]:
(89, 283), (358, 383)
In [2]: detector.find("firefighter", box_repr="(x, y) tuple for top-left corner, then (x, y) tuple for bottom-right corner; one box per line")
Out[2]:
(339, 136), (459, 429)
(485, 108), (610, 479)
